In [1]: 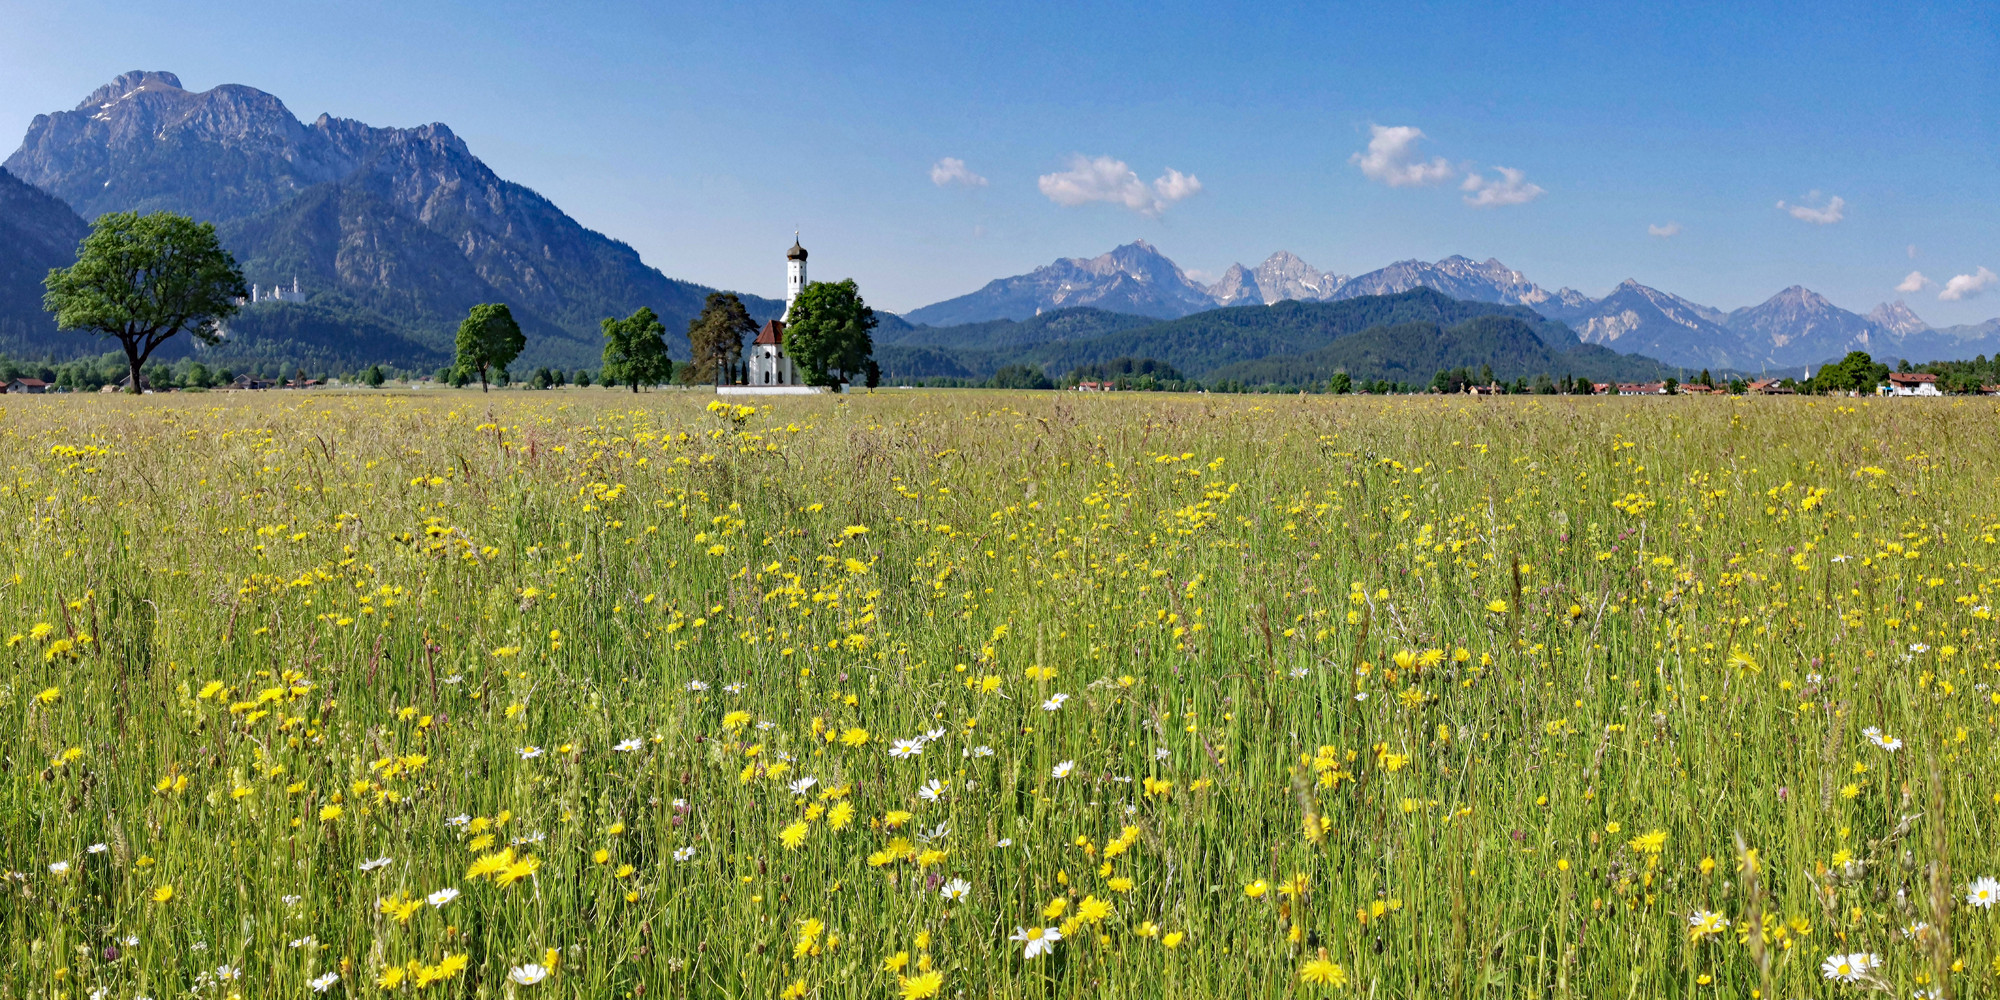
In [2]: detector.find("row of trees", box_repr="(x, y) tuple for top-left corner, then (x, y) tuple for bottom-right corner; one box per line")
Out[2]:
(42, 209), (878, 394)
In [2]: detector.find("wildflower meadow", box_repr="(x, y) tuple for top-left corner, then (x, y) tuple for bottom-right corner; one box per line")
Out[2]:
(2, 389), (1997, 999)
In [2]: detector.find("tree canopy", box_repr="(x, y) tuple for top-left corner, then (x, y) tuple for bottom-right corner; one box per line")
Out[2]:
(601, 306), (672, 391)
(784, 279), (876, 387)
(43, 211), (247, 393)
(684, 293), (757, 385)
(452, 303), (525, 392)
(1816, 351), (1889, 394)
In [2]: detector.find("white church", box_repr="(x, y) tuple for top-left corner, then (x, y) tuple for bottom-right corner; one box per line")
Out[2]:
(722, 237), (823, 395)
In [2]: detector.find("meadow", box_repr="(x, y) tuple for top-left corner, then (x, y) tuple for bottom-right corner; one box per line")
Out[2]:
(1, 388), (1997, 999)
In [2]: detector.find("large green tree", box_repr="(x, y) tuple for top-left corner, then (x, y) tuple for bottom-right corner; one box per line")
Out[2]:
(784, 279), (876, 387)
(453, 303), (525, 392)
(1819, 350), (1889, 395)
(600, 306), (672, 391)
(43, 211), (247, 394)
(684, 293), (757, 385)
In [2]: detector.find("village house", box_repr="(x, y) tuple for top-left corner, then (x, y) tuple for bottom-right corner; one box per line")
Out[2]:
(4, 377), (50, 394)
(1746, 378), (1794, 395)
(1617, 382), (1667, 395)
(1883, 372), (1941, 396)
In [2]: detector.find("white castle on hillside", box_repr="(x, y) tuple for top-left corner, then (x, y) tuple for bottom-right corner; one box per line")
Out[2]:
(725, 237), (821, 395)
(240, 278), (305, 305)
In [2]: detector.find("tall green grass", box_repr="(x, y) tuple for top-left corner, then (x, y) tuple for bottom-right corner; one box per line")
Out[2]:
(0, 390), (1995, 999)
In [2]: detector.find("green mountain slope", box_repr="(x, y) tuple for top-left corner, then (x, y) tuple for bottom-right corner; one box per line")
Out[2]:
(886, 289), (1675, 386)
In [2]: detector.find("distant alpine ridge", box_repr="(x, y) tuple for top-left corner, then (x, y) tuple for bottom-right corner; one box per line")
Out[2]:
(2, 71), (781, 368)
(0, 167), (89, 355)
(909, 242), (2000, 370)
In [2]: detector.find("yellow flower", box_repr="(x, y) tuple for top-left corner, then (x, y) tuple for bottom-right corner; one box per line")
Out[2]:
(780, 821), (810, 850)
(899, 971), (944, 999)
(840, 727), (869, 747)
(780, 979), (807, 1000)
(152, 884), (173, 903)
(1485, 599), (1509, 614)
(1162, 931), (1185, 949)
(1244, 879), (1269, 898)
(493, 855), (541, 888)
(36, 686), (60, 705)
(377, 966), (406, 989)
(883, 951), (909, 972)
(466, 847), (516, 881)
(1043, 896), (1068, 919)
(1627, 830), (1667, 855)
(827, 800), (855, 830)
(319, 804), (343, 822)
(1076, 895), (1114, 923)
(1300, 956), (1348, 987)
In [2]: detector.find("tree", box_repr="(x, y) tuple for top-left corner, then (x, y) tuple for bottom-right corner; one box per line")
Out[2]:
(988, 364), (1052, 390)
(685, 293), (757, 385)
(784, 279), (876, 387)
(1328, 371), (1352, 394)
(573, 369), (593, 388)
(1821, 351), (1888, 395)
(601, 307), (672, 391)
(362, 364), (387, 387)
(43, 211), (247, 394)
(453, 303), (525, 392)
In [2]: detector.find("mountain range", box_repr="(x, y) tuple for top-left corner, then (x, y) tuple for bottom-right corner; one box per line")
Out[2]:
(2, 71), (782, 369)
(878, 287), (1674, 386)
(906, 243), (2000, 372)
(0, 166), (89, 356)
(4, 71), (1995, 380)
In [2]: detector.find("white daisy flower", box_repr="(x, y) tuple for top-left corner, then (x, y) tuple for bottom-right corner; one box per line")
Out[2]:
(940, 878), (971, 900)
(518, 745), (544, 759)
(614, 738), (642, 752)
(1041, 693), (1069, 711)
(427, 887), (460, 907)
(1011, 925), (1062, 959)
(1967, 876), (2000, 908)
(674, 846), (697, 862)
(917, 778), (946, 801)
(1051, 760), (1075, 779)
(509, 963), (549, 985)
(889, 738), (923, 759)
(357, 856), (393, 872)
(309, 972), (340, 992)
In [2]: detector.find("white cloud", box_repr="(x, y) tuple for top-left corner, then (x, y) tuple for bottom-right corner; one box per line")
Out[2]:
(1647, 222), (1682, 238)
(1349, 125), (1455, 187)
(1938, 266), (1997, 302)
(1776, 192), (1845, 225)
(1037, 155), (1201, 216)
(1460, 166), (1545, 208)
(929, 157), (987, 188)
(1895, 270), (1932, 294)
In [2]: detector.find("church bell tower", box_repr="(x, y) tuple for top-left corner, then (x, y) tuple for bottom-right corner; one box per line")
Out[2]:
(785, 234), (808, 319)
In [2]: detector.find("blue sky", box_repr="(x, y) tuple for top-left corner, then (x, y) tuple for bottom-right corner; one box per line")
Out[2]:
(2, 0), (1995, 322)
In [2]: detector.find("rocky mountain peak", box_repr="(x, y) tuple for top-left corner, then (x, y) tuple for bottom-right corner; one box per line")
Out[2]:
(1866, 300), (1930, 336)
(76, 71), (186, 111)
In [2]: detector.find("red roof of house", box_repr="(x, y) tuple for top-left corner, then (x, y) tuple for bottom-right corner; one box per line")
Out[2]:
(10, 377), (49, 387)
(1887, 372), (1937, 384)
(754, 320), (785, 346)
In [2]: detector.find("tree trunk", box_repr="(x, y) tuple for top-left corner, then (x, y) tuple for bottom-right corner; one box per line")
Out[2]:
(120, 336), (146, 394)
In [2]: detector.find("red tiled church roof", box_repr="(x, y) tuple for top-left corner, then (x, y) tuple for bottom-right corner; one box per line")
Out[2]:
(754, 320), (785, 346)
